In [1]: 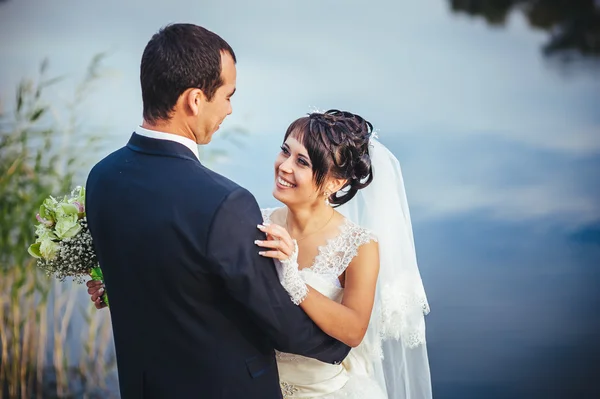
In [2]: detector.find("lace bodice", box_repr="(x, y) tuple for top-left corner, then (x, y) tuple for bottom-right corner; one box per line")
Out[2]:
(260, 207), (382, 398)
(261, 207), (377, 288)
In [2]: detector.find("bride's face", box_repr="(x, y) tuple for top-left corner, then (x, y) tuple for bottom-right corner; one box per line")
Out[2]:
(273, 136), (323, 206)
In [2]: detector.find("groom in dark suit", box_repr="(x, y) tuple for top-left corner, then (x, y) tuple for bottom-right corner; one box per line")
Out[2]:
(85, 23), (350, 399)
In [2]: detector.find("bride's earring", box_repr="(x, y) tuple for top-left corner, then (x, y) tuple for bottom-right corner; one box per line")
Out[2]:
(324, 191), (331, 206)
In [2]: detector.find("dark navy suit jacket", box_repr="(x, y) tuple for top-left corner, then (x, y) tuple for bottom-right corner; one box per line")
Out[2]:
(85, 133), (350, 399)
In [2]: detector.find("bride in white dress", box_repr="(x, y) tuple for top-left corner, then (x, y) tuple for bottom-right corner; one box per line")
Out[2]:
(86, 109), (431, 399)
(254, 110), (431, 399)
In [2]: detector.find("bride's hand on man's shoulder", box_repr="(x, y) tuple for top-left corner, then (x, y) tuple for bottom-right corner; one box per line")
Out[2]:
(255, 223), (296, 261)
(86, 279), (107, 309)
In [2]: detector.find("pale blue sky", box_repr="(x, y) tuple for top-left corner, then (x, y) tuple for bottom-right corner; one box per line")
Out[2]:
(2, 0), (599, 234)
(2, 0), (599, 232)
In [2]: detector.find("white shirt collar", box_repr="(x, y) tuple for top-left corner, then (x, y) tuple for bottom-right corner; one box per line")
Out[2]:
(135, 125), (200, 161)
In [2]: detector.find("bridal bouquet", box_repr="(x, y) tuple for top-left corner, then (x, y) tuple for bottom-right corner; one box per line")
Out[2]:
(27, 186), (109, 306)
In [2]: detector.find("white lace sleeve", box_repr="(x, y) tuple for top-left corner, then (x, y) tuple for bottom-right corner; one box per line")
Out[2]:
(277, 241), (308, 305)
(259, 207), (308, 305)
(260, 207), (277, 224)
(310, 220), (378, 279)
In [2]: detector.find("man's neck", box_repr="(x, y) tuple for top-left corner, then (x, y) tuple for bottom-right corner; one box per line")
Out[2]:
(141, 120), (197, 143)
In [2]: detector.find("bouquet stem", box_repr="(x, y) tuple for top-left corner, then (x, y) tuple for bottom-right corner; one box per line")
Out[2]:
(90, 267), (109, 307)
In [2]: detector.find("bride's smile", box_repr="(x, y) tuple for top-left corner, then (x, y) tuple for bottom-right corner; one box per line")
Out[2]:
(277, 176), (296, 189)
(273, 136), (322, 206)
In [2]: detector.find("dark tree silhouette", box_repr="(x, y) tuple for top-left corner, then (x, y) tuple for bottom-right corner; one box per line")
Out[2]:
(449, 0), (600, 58)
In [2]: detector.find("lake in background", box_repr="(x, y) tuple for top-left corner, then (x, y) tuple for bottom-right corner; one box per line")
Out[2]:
(1, 0), (599, 397)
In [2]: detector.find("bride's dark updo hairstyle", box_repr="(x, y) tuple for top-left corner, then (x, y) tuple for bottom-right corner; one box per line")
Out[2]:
(284, 109), (374, 207)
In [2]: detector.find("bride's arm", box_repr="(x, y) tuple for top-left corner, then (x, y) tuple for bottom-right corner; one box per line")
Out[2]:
(299, 241), (379, 348)
(256, 222), (379, 348)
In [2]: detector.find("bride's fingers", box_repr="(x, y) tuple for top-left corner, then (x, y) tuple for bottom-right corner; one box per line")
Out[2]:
(257, 224), (277, 241)
(258, 249), (287, 260)
(254, 239), (280, 248)
(254, 239), (292, 256)
(257, 224), (294, 248)
(257, 223), (278, 236)
(267, 224), (292, 240)
(257, 225), (295, 259)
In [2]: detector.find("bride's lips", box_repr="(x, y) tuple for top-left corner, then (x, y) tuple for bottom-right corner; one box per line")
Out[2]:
(276, 175), (296, 189)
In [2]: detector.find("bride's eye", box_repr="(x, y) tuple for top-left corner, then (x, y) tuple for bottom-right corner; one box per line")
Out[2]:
(280, 146), (290, 156)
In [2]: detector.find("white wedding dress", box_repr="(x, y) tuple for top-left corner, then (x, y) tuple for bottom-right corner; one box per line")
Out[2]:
(261, 208), (387, 399)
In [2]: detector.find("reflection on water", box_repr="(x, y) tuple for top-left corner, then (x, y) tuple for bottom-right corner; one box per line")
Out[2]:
(1, 0), (599, 397)
(449, 0), (600, 58)
(415, 216), (600, 398)
(427, 6), (600, 395)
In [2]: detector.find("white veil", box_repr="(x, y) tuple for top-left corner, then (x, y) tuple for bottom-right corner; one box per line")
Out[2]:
(337, 138), (432, 399)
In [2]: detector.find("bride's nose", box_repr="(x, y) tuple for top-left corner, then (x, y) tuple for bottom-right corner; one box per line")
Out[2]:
(278, 158), (294, 174)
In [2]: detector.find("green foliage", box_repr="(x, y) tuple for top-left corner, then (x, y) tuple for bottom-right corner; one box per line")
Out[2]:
(0, 55), (116, 399)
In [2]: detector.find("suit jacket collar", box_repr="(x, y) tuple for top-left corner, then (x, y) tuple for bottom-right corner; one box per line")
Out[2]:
(126, 133), (201, 164)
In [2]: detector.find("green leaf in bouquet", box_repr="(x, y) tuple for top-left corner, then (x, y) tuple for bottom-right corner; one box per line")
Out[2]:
(28, 242), (42, 258)
(71, 185), (85, 202)
(39, 203), (51, 220)
(39, 196), (58, 222)
(90, 266), (103, 281)
(90, 266), (109, 307)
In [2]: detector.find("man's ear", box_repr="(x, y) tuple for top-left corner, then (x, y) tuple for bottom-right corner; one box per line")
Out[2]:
(185, 88), (206, 116)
